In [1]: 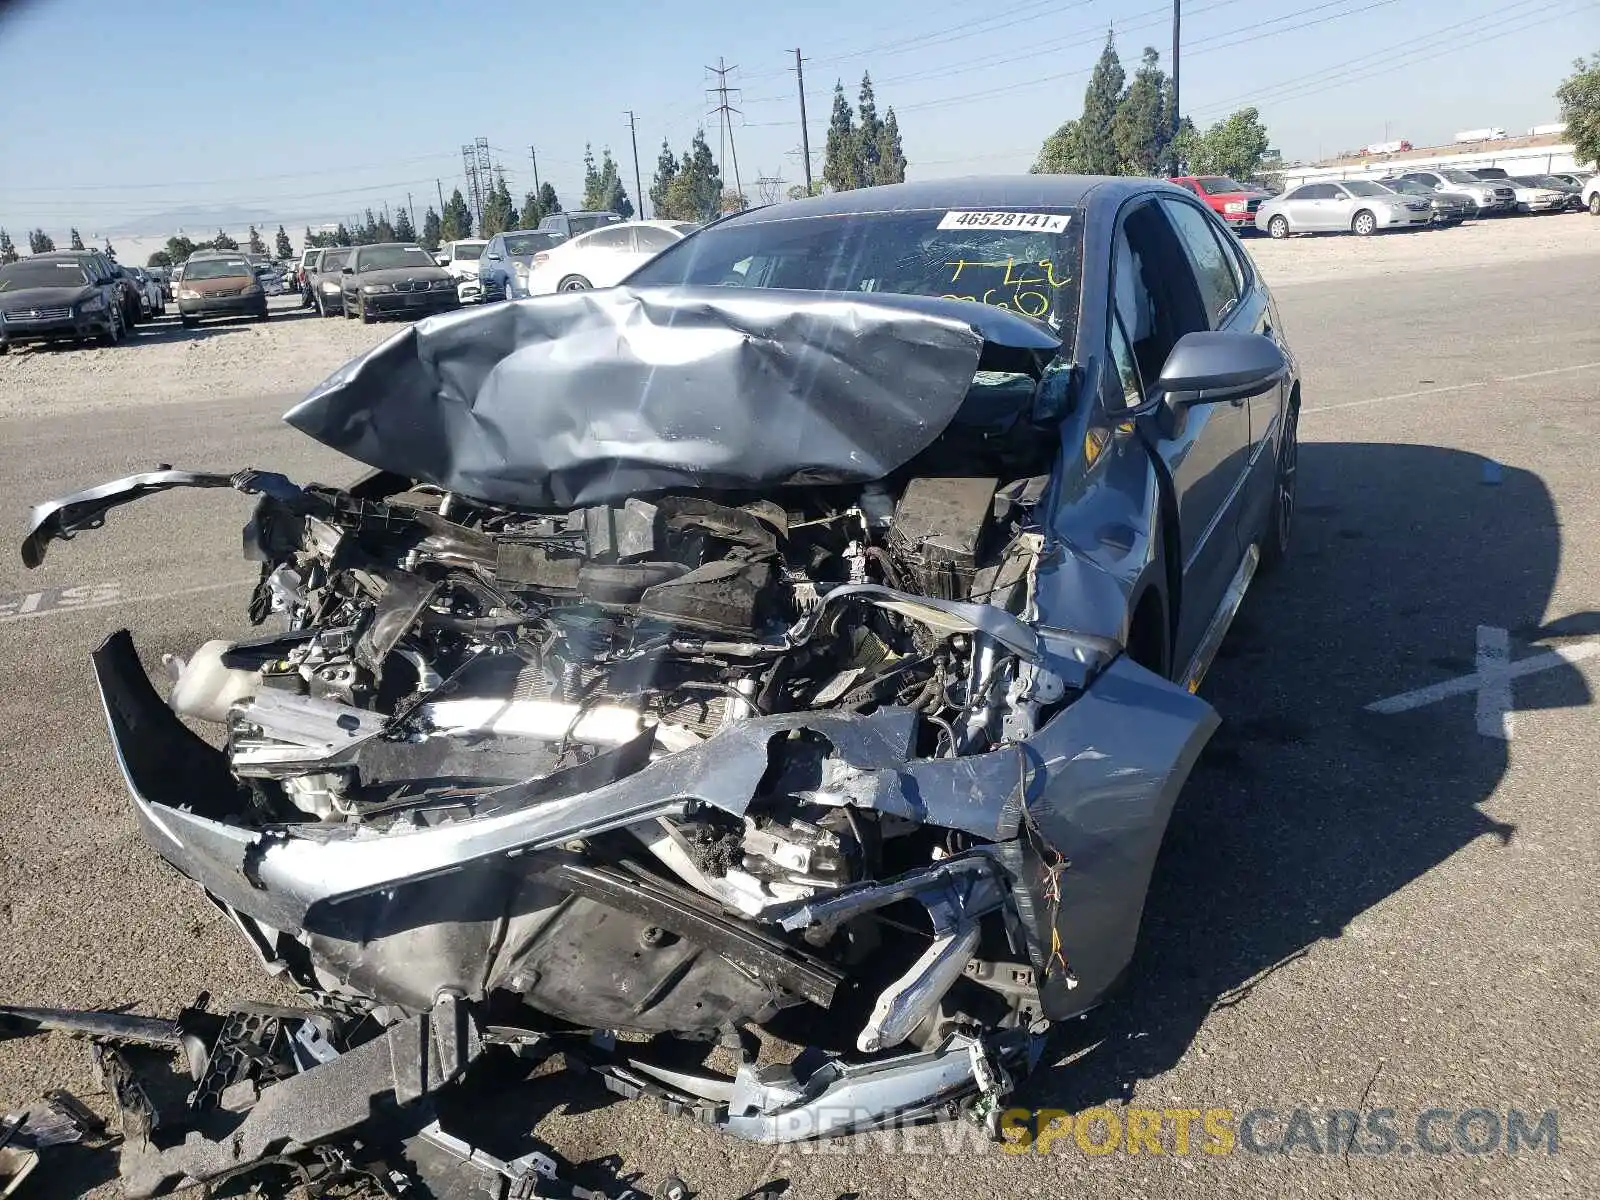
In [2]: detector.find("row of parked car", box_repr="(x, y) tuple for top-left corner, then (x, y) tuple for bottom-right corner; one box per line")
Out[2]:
(0, 248), (169, 353)
(289, 210), (703, 321)
(1252, 167), (1598, 238)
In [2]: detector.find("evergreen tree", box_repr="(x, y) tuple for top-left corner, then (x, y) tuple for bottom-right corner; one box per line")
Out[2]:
(333, 223), (353, 247)
(518, 191), (542, 230)
(873, 107), (907, 185)
(538, 183), (561, 216)
(650, 138), (679, 219)
(1078, 31), (1126, 175)
(274, 225), (293, 259)
(247, 224), (267, 255)
(855, 73), (883, 187)
(393, 205), (416, 242)
(69, 227), (85, 250)
(583, 148), (633, 217)
(480, 172), (517, 236)
(165, 235), (196, 263)
(0, 229), (16, 263)
(1112, 48), (1172, 175)
(211, 228), (239, 250)
(421, 207), (443, 251)
(28, 230), (56, 253)
(656, 130), (722, 221)
(146, 250), (172, 268)
(375, 214), (395, 242)
(822, 82), (858, 192)
(441, 189), (473, 241)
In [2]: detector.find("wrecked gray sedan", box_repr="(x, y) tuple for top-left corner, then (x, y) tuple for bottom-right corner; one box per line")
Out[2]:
(19, 178), (1300, 1189)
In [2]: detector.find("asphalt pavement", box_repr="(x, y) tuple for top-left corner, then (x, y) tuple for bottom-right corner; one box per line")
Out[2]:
(0, 251), (1596, 1199)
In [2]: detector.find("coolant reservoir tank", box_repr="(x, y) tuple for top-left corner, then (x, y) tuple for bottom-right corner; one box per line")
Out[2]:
(166, 640), (259, 723)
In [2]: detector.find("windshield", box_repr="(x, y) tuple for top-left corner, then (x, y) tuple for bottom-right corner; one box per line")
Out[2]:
(1197, 177), (1248, 195)
(1440, 171), (1481, 184)
(1384, 179), (1424, 194)
(319, 250), (351, 273)
(1341, 180), (1390, 197)
(179, 257), (253, 280)
(626, 207), (1084, 332)
(504, 233), (560, 255)
(568, 214), (616, 235)
(357, 246), (436, 272)
(0, 261), (90, 290)
(451, 243), (485, 261)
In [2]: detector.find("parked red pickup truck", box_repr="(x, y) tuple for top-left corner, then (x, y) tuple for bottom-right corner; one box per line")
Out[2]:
(1169, 175), (1273, 230)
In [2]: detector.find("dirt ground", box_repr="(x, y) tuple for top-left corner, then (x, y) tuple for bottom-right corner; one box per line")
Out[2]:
(1, 212), (1595, 421)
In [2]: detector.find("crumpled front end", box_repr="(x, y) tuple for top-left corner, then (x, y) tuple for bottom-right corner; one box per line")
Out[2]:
(26, 290), (1218, 1155)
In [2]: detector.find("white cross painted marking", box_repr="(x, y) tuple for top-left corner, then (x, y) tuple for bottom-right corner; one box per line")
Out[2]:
(1365, 626), (1600, 740)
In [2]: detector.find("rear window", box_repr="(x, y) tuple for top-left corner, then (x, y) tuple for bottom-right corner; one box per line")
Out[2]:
(451, 243), (485, 261)
(0, 260), (89, 290)
(320, 249), (351, 272)
(182, 258), (253, 280)
(626, 206), (1084, 332)
(568, 214), (616, 235)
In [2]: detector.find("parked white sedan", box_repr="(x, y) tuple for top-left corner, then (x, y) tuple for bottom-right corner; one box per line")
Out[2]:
(523, 220), (698, 294)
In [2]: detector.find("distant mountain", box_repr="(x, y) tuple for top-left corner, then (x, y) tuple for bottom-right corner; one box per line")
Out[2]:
(106, 205), (346, 239)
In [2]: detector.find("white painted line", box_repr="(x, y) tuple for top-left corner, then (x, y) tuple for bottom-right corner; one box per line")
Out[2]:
(1365, 634), (1600, 738)
(1304, 360), (1600, 415)
(0, 578), (253, 626)
(1475, 625), (1514, 741)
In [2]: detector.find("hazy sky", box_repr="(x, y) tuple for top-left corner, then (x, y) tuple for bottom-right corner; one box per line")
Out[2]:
(0, 0), (1593, 238)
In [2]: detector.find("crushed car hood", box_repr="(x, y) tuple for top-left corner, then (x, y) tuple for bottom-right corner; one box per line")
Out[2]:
(284, 286), (1062, 509)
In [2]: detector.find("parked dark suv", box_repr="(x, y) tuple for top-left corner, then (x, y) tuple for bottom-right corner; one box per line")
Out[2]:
(0, 254), (126, 351)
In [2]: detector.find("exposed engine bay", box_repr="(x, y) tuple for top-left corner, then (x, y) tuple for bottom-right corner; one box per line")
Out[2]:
(13, 290), (1219, 1193)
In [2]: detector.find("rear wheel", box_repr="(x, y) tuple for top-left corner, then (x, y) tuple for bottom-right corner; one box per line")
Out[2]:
(1589, 192), (1600, 216)
(1351, 209), (1378, 236)
(1259, 399), (1299, 571)
(1267, 215), (1290, 239)
(558, 274), (592, 292)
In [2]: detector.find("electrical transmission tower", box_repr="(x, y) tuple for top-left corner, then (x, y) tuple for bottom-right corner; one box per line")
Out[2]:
(461, 137), (493, 227)
(754, 172), (785, 206)
(705, 58), (744, 207)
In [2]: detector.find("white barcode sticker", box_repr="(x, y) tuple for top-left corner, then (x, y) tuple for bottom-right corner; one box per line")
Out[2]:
(937, 210), (1071, 233)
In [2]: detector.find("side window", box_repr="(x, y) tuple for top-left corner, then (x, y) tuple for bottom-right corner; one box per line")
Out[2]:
(583, 227), (634, 250)
(634, 226), (678, 251)
(1110, 200), (1211, 387)
(1160, 198), (1241, 327)
(1108, 311), (1145, 409)
(1301, 184), (1334, 200)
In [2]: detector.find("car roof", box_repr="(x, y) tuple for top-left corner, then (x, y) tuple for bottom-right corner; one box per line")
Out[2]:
(708, 175), (1150, 228)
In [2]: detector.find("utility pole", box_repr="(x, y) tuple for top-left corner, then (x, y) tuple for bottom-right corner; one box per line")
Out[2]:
(436, 178), (446, 219)
(793, 49), (812, 195)
(706, 58), (744, 208)
(1170, 0), (1181, 151)
(528, 147), (541, 197)
(407, 191), (415, 230)
(625, 111), (645, 218)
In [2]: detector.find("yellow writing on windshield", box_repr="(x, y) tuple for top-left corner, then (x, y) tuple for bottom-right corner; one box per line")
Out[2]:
(943, 256), (1070, 322)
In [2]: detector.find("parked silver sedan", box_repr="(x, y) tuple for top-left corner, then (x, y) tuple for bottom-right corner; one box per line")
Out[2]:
(1378, 177), (1473, 224)
(1256, 178), (1433, 237)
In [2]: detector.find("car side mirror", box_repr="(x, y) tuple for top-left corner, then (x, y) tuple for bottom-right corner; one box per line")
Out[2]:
(341, 266), (354, 275)
(487, 252), (501, 260)
(1155, 330), (1287, 408)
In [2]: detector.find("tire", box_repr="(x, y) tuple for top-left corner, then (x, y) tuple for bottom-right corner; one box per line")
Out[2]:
(1259, 399), (1298, 572)
(1351, 209), (1378, 236)
(181, 315), (197, 329)
(557, 275), (592, 292)
(100, 306), (124, 347)
(1267, 215), (1290, 239)
(343, 295), (356, 319)
(360, 298), (376, 324)
(0, 342), (9, 356)
(255, 305), (269, 323)
(1589, 192), (1600, 216)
